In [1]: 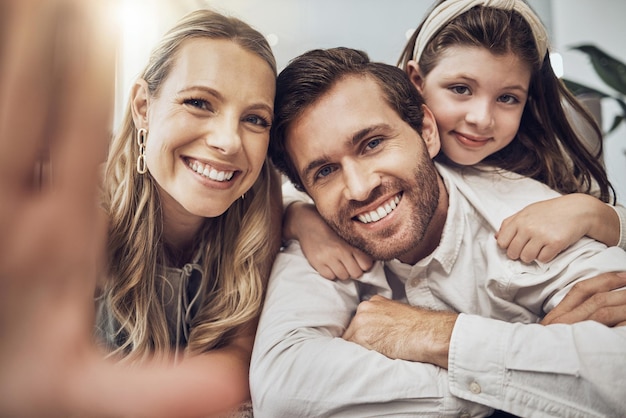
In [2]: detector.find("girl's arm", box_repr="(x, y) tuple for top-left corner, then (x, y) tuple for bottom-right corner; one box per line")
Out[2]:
(282, 182), (373, 280)
(496, 193), (622, 263)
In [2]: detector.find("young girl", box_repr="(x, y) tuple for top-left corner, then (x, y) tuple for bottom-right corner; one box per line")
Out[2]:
(283, 0), (625, 280)
(96, 9), (282, 417)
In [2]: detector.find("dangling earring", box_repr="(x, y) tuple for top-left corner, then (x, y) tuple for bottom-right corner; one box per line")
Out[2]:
(136, 128), (147, 174)
(241, 193), (246, 200)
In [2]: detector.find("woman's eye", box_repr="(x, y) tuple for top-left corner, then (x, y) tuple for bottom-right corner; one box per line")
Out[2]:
(243, 114), (271, 127)
(450, 85), (470, 95)
(184, 98), (211, 110)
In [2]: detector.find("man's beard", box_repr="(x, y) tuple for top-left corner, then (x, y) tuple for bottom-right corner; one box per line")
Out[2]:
(322, 155), (440, 261)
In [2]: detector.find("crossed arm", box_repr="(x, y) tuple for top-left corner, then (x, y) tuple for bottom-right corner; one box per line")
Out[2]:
(251, 243), (626, 417)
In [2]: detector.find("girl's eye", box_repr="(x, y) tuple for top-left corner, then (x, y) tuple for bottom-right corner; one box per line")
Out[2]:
(243, 114), (271, 128)
(498, 94), (519, 104)
(184, 98), (211, 111)
(450, 85), (470, 95)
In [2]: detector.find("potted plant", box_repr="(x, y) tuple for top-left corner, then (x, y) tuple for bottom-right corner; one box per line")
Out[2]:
(562, 44), (626, 136)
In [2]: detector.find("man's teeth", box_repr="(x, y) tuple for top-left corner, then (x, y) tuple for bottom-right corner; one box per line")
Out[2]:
(357, 195), (401, 224)
(189, 160), (234, 182)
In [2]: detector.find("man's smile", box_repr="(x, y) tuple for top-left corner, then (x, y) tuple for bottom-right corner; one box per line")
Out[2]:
(355, 193), (402, 224)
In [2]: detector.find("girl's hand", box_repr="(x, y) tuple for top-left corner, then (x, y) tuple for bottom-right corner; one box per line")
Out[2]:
(496, 194), (618, 263)
(283, 202), (373, 280)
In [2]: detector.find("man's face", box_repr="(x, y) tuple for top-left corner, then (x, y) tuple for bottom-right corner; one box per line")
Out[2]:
(285, 75), (442, 262)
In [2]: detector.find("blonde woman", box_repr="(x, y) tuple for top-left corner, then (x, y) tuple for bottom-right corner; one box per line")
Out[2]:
(2, 1), (285, 416)
(96, 8), (282, 417)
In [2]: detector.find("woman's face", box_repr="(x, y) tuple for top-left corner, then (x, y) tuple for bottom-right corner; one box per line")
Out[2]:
(408, 46), (531, 166)
(134, 38), (275, 226)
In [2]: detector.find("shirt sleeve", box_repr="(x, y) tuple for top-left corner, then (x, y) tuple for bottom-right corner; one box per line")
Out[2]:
(250, 242), (493, 418)
(608, 203), (626, 250)
(281, 179), (312, 209)
(448, 243), (626, 417)
(449, 314), (626, 417)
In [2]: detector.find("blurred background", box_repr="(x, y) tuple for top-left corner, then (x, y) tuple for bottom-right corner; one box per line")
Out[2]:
(114, 0), (626, 201)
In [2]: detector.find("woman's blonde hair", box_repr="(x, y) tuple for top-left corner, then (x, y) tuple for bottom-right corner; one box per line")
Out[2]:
(100, 9), (277, 360)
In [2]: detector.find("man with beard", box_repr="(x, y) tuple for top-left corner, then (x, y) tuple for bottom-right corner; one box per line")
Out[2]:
(250, 48), (626, 417)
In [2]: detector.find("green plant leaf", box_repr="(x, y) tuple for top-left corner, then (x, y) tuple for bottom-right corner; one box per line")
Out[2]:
(571, 44), (626, 95)
(607, 115), (624, 135)
(562, 78), (610, 98)
(562, 79), (626, 136)
(614, 96), (626, 116)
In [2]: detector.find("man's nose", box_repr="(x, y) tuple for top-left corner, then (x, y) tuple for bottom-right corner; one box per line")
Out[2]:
(341, 160), (381, 202)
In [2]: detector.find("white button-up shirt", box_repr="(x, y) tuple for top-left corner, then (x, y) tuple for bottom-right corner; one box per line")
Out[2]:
(251, 163), (626, 417)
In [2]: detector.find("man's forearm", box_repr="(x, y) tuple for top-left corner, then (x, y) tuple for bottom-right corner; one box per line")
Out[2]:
(449, 314), (626, 417)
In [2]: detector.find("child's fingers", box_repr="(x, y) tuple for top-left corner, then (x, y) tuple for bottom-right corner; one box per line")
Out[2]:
(495, 221), (515, 249)
(353, 251), (374, 273)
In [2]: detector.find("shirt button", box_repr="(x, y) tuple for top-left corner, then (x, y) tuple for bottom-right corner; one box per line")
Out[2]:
(469, 381), (481, 394)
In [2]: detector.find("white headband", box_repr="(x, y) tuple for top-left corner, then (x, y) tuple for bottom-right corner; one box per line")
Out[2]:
(413, 0), (549, 63)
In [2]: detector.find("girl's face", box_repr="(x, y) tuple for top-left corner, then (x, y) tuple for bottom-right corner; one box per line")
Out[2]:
(132, 38), (275, 228)
(408, 46), (531, 166)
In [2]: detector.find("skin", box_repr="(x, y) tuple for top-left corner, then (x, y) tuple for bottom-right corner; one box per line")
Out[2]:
(286, 44), (620, 279)
(127, 37), (276, 415)
(407, 46), (620, 261)
(283, 72), (626, 372)
(131, 38), (275, 250)
(0, 5), (280, 416)
(406, 46), (530, 166)
(286, 75), (447, 264)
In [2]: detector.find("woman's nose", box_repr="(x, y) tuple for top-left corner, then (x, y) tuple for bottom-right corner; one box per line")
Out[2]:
(205, 116), (242, 155)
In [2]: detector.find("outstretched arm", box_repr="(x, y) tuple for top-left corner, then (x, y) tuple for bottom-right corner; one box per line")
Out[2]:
(282, 198), (373, 280)
(0, 0), (115, 415)
(496, 193), (622, 263)
(0, 2), (265, 417)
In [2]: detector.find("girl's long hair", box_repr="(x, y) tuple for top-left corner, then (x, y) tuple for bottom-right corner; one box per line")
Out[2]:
(399, 1), (614, 203)
(100, 9), (278, 360)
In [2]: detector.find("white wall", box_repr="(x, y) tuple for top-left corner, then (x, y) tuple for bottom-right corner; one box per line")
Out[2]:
(116, 0), (625, 201)
(551, 0), (626, 202)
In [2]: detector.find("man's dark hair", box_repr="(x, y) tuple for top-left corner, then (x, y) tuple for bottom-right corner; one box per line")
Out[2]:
(269, 47), (427, 191)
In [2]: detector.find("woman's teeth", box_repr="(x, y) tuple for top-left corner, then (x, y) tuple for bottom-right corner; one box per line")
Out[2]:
(189, 160), (234, 182)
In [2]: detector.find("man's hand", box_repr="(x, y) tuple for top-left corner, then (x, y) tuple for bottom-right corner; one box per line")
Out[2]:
(542, 272), (626, 327)
(342, 295), (457, 369)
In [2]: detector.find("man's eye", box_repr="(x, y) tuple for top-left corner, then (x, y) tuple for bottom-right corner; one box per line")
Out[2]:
(366, 138), (381, 150)
(315, 166), (335, 180)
